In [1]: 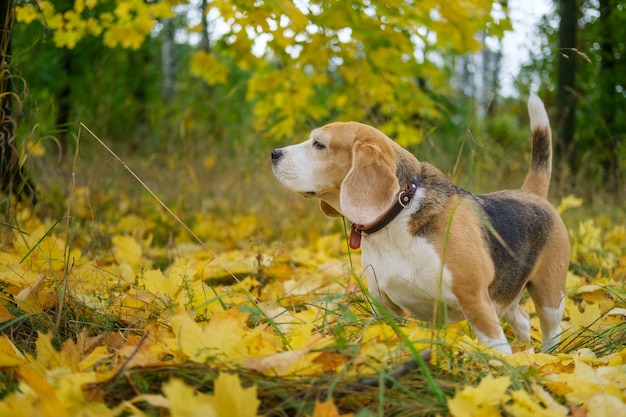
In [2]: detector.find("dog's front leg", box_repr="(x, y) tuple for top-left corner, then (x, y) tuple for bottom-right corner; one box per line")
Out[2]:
(460, 294), (512, 354)
(363, 270), (404, 317)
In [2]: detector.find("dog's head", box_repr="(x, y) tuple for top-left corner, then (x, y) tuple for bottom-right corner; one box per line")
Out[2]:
(271, 122), (406, 225)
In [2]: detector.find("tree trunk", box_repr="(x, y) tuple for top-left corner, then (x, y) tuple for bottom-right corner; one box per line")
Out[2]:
(200, 0), (222, 141)
(555, 0), (578, 180)
(1, 0), (36, 205)
(598, 0), (620, 192)
(55, 50), (72, 153)
(161, 18), (175, 102)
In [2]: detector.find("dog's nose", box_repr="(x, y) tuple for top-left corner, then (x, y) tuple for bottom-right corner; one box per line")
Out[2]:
(271, 149), (283, 162)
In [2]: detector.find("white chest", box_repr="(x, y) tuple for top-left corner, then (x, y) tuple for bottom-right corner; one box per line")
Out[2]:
(359, 212), (464, 323)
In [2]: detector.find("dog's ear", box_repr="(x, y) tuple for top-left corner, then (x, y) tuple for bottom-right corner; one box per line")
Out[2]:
(320, 201), (342, 217)
(340, 134), (399, 225)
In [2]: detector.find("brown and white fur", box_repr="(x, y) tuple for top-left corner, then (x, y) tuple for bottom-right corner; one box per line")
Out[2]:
(271, 95), (570, 354)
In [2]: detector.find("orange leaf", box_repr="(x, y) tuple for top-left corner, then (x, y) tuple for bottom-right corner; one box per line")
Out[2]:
(311, 399), (354, 417)
(0, 304), (15, 323)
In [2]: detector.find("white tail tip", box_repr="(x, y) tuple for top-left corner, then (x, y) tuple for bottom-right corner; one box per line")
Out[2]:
(528, 93), (549, 130)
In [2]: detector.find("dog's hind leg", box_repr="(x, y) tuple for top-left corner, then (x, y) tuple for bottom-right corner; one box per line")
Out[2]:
(527, 219), (569, 352)
(501, 298), (532, 346)
(527, 283), (566, 352)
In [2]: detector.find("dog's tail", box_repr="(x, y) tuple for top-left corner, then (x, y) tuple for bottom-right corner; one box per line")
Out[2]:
(521, 94), (552, 199)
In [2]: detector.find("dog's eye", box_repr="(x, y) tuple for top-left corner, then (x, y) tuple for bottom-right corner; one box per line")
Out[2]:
(313, 140), (326, 150)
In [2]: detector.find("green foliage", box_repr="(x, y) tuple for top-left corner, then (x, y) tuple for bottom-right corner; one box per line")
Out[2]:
(14, 0), (511, 152)
(515, 0), (626, 195)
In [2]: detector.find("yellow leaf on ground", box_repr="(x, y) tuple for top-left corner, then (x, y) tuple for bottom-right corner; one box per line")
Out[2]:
(587, 393), (626, 417)
(212, 372), (260, 417)
(0, 390), (40, 417)
(567, 302), (602, 332)
(111, 234), (146, 270)
(244, 347), (311, 376)
(167, 308), (274, 364)
(311, 399), (354, 417)
(159, 373), (260, 417)
(16, 366), (69, 417)
(0, 303), (15, 323)
(448, 375), (511, 417)
(14, 275), (58, 313)
(35, 332), (81, 371)
(0, 336), (26, 367)
(163, 378), (217, 417)
(503, 389), (568, 417)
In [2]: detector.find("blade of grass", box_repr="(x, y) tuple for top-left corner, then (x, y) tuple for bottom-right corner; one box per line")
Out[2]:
(18, 217), (62, 264)
(0, 222), (29, 234)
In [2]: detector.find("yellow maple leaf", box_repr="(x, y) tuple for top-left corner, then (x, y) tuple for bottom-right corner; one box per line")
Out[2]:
(311, 399), (354, 417)
(161, 373), (260, 417)
(35, 332), (81, 372)
(112, 234), (147, 270)
(163, 378), (217, 417)
(0, 335), (27, 367)
(167, 308), (258, 364)
(447, 374), (511, 417)
(142, 268), (180, 302)
(13, 224), (79, 273)
(0, 389), (41, 417)
(212, 372), (260, 417)
(244, 346), (312, 376)
(567, 302), (602, 331)
(14, 275), (58, 314)
(16, 366), (69, 417)
(503, 389), (568, 417)
(559, 356), (624, 405)
(587, 393), (626, 417)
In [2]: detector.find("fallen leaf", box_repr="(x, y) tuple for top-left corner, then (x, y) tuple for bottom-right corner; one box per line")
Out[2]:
(212, 372), (260, 417)
(447, 375), (511, 417)
(0, 336), (26, 367)
(311, 399), (354, 417)
(244, 347), (311, 376)
(14, 275), (58, 313)
(16, 366), (69, 417)
(587, 393), (626, 417)
(503, 388), (568, 417)
(167, 308), (276, 365)
(163, 378), (217, 417)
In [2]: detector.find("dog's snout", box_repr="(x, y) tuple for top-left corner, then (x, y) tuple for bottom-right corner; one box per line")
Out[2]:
(271, 149), (283, 163)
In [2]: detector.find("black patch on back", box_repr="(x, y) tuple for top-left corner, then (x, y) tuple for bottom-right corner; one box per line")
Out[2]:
(475, 192), (553, 301)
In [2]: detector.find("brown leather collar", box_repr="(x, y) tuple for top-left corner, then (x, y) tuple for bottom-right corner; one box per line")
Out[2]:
(349, 176), (420, 249)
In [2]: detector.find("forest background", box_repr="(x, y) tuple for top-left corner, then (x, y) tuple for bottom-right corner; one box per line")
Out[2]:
(0, 0), (625, 416)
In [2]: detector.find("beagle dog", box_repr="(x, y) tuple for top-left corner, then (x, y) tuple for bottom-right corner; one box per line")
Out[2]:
(271, 95), (570, 354)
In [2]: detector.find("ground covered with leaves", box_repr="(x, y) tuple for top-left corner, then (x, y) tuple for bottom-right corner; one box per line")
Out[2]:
(1, 190), (625, 416)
